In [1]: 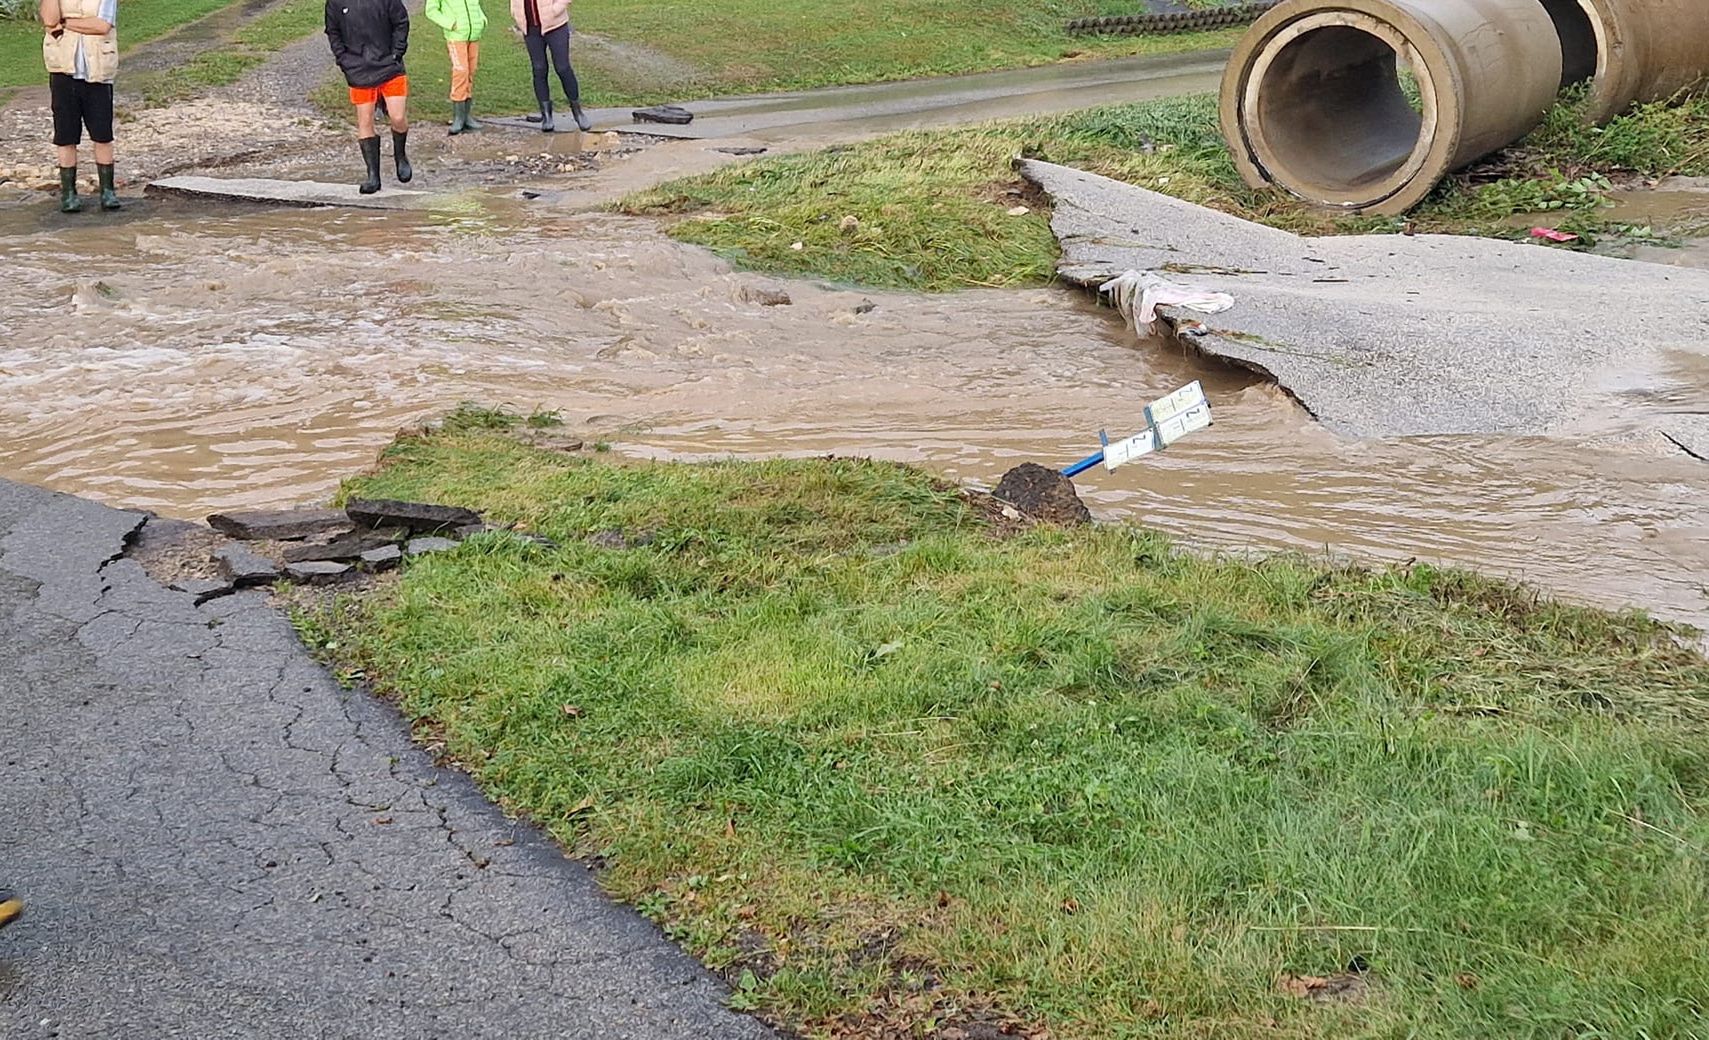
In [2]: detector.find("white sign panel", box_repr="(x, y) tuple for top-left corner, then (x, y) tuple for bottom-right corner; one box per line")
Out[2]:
(1103, 381), (1211, 472)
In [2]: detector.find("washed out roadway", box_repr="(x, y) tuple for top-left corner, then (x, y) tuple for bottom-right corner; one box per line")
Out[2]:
(0, 477), (776, 1039)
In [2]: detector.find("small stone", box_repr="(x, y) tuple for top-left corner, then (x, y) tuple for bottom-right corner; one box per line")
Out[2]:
(839, 215), (860, 232)
(171, 577), (235, 605)
(283, 527), (407, 563)
(358, 544), (403, 571)
(587, 528), (629, 550)
(405, 536), (459, 556)
(207, 508), (351, 542)
(789, 241), (804, 252)
(853, 299), (877, 315)
(214, 544), (281, 587)
(345, 498), (482, 534)
(284, 560), (353, 585)
(740, 285), (792, 307)
(1007, 205), (1031, 216)
(453, 523), (492, 540)
(992, 463), (1092, 525)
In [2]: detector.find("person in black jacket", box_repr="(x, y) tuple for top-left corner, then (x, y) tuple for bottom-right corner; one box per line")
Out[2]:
(325, 0), (412, 195)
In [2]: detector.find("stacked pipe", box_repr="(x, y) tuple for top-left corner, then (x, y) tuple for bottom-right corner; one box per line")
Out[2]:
(1219, 0), (1709, 214)
(1066, 3), (1278, 36)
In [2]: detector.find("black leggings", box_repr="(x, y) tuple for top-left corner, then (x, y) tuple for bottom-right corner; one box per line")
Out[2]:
(524, 24), (580, 106)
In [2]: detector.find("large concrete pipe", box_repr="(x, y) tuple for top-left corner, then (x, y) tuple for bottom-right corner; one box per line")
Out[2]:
(1220, 0), (1562, 214)
(1542, 0), (1709, 123)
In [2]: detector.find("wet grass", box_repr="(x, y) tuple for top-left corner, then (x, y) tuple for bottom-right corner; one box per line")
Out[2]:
(301, 410), (1709, 1040)
(623, 90), (1709, 292)
(0, 0), (243, 89)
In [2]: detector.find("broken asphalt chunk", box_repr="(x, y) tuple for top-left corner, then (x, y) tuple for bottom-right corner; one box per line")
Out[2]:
(405, 536), (460, 556)
(284, 560), (354, 585)
(344, 498), (482, 534)
(214, 544), (281, 587)
(170, 577), (235, 605)
(358, 544), (403, 571)
(207, 508), (351, 542)
(282, 526), (408, 564)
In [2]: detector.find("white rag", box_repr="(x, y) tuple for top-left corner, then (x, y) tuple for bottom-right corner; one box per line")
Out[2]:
(1098, 270), (1234, 333)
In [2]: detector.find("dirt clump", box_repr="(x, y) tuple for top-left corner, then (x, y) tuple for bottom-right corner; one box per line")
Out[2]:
(991, 463), (1090, 525)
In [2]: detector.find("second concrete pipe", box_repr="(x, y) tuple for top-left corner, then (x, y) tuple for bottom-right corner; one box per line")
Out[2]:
(1553, 0), (1709, 123)
(1219, 0), (1563, 215)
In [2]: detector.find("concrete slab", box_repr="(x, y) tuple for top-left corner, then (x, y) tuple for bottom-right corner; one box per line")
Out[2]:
(147, 175), (434, 210)
(1021, 160), (1709, 453)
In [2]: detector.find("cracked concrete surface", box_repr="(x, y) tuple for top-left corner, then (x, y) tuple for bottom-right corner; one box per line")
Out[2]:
(0, 478), (777, 1039)
(1021, 160), (1709, 454)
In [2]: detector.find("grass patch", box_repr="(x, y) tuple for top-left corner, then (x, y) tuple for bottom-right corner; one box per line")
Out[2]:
(130, 0), (326, 105)
(0, 0), (242, 89)
(623, 90), (1709, 292)
(305, 411), (1709, 1040)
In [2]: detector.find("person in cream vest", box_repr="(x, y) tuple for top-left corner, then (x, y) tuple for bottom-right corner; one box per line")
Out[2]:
(39, 0), (120, 214)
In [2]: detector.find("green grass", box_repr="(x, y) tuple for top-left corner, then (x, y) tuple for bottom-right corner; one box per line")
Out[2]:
(0, 0), (243, 89)
(399, 1), (1240, 120)
(623, 90), (1709, 292)
(303, 410), (1709, 1040)
(128, 0), (326, 104)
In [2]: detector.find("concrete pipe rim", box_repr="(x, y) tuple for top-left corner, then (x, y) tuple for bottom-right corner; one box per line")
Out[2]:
(1238, 8), (1452, 212)
(1558, 0), (1630, 124)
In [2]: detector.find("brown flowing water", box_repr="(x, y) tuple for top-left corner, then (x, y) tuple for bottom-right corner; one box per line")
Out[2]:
(3, 197), (1706, 631)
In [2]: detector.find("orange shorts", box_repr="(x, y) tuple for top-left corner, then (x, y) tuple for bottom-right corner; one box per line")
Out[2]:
(348, 75), (408, 106)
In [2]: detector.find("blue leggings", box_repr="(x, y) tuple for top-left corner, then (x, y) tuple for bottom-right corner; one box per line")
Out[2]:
(524, 24), (580, 105)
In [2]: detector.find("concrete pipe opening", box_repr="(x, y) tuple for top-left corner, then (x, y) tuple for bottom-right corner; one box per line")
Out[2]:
(1221, 0), (1563, 215)
(1540, 0), (1600, 89)
(1245, 21), (1429, 203)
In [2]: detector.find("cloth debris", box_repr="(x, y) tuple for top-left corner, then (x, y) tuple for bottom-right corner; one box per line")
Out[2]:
(1098, 270), (1234, 333)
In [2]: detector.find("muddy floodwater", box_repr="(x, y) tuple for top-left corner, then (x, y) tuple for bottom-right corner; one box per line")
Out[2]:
(3, 197), (1706, 631)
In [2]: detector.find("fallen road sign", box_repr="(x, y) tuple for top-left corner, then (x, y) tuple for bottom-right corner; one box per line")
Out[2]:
(1062, 381), (1212, 478)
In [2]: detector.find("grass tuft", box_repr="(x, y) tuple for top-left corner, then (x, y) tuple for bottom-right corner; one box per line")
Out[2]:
(307, 418), (1709, 1040)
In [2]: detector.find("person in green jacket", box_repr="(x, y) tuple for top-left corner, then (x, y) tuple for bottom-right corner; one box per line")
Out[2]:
(425, 0), (487, 134)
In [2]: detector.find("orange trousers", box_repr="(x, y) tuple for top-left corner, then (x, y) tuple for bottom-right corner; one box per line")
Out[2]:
(448, 41), (480, 102)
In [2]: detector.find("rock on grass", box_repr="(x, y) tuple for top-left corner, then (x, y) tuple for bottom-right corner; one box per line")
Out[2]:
(992, 463), (1091, 525)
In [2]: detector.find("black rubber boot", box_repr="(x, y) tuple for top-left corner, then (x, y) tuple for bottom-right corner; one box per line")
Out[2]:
(448, 100), (468, 135)
(570, 99), (592, 132)
(59, 166), (83, 214)
(358, 135), (382, 195)
(464, 99), (482, 131)
(97, 163), (121, 210)
(539, 99), (555, 133)
(392, 130), (412, 184)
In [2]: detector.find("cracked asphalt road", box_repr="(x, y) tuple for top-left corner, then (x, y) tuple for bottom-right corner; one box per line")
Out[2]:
(0, 479), (778, 1040)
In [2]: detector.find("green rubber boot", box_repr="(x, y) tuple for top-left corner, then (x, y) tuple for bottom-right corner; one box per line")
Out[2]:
(97, 163), (121, 211)
(59, 166), (83, 214)
(448, 99), (468, 135)
(463, 99), (482, 131)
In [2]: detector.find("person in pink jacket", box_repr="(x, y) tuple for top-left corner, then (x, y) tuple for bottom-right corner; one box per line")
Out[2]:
(510, 0), (591, 132)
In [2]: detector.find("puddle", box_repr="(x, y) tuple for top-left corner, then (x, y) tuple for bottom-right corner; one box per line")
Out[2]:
(0, 199), (1705, 631)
